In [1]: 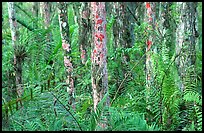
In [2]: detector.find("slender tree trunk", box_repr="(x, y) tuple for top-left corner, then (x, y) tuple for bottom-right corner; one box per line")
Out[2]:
(145, 2), (156, 109)
(32, 2), (40, 68)
(32, 2), (39, 29)
(72, 2), (81, 25)
(112, 2), (132, 96)
(8, 2), (23, 109)
(120, 2), (133, 63)
(43, 2), (55, 89)
(90, 2), (109, 111)
(112, 2), (121, 51)
(39, 3), (43, 17)
(43, 2), (52, 63)
(113, 2), (135, 63)
(90, 2), (109, 129)
(175, 3), (185, 93)
(135, 2), (145, 25)
(58, 2), (75, 109)
(73, 2), (90, 64)
(78, 2), (90, 64)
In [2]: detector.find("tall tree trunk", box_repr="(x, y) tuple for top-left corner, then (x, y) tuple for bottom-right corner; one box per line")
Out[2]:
(43, 2), (52, 64)
(39, 2), (44, 25)
(175, 3), (198, 130)
(74, 2), (90, 65)
(145, 2), (156, 109)
(113, 2), (135, 63)
(32, 2), (39, 29)
(112, 2), (121, 51)
(90, 2), (109, 112)
(58, 2), (75, 109)
(72, 2), (81, 26)
(90, 2), (109, 129)
(112, 2), (134, 97)
(78, 2), (90, 65)
(32, 2), (40, 68)
(175, 2), (198, 92)
(135, 2), (145, 25)
(7, 2), (23, 109)
(121, 2), (136, 62)
(43, 2), (55, 89)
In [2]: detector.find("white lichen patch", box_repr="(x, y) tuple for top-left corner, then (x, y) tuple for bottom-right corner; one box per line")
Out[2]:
(62, 22), (67, 28)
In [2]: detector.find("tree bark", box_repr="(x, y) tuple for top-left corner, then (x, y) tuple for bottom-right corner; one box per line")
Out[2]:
(43, 2), (53, 64)
(90, 2), (109, 111)
(42, 2), (55, 90)
(73, 2), (90, 64)
(78, 2), (90, 65)
(145, 2), (156, 109)
(32, 2), (39, 29)
(58, 2), (75, 109)
(175, 2), (198, 92)
(7, 2), (23, 109)
(90, 2), (109, 129)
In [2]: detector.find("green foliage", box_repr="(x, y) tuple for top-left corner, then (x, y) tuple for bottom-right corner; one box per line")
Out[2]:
(2, 2), (202, 131)
(108, 107), (160, 131)
(181, 65), (202, 131)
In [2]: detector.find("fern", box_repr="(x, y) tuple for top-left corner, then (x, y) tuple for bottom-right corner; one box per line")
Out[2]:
(181, 65), (202, 131)
(108, 107), (159, 131)
(89, 92), (109, 131)
(150, 45), (182, 130)
(194, 105), (202, 131)
(183, 92), (202, 105)
(107, 15), (115, 33)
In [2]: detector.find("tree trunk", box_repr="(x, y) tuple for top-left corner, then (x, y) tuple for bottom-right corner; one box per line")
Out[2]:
(32, 2), (40, 68)
(113, 2), (134, 63)
(43, 2), (55, 89)
(145, 2), (156, 109)
(135, 2), (145, 25)
(112, 2), (121, 50)
(32, 2), (39, 29)
(7, 2), (23, 109)
(175, 3), (198, 130)
(73, 2), (90, 64)
(175, 2), (198, 92)
(90, 2), (109, 129)
(77, 2), (90, 65)
(39, 2), (44, 23)
(58, 2), (75, 109)
(43, 2), (53, 64)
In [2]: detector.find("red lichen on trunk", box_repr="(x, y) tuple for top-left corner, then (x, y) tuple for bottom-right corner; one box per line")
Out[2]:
(91, 2), (109, 113)
(146, 3), (150, 9)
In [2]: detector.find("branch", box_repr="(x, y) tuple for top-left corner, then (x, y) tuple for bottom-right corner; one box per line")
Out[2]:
(126, 4), (140, 26)
(14, 3), (33, 19)
(110, 49), (151, 105)
(16, 17), (34, 31)
(50, 92), (82, 131)
(14, 3), (39, 30)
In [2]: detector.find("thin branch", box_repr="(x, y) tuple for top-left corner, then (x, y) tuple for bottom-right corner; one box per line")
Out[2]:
(15, 3), (40, 30)
(50, 92), (82, 131)
(111, 49), (151, 105)
(16, 17), (34, 31)
(14, 3), (32, 19)
(126, 4), (141, 26)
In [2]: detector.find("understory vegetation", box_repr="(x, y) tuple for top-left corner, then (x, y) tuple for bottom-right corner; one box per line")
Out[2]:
(2, 2), (202, 131)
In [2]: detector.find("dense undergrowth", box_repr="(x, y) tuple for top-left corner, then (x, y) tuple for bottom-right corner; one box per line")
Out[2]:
(2, 2), (202, 131)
